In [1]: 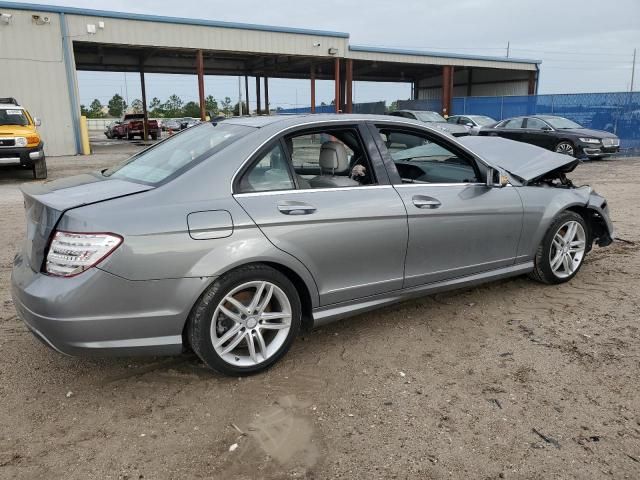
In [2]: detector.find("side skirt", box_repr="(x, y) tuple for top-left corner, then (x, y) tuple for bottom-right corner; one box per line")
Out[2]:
(312, 262), (533, 327)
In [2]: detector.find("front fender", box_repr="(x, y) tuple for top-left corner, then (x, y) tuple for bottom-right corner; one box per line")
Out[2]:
(515, 185), (593, 261)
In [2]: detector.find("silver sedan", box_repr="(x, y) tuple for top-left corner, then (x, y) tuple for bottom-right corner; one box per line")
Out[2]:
(11, 114), (614, 375)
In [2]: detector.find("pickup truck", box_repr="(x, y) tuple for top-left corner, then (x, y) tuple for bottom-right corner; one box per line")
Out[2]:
(112, 113), (161, 140)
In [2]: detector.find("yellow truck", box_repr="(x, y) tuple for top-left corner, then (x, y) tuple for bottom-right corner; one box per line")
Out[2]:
(0, 98), (46, 179)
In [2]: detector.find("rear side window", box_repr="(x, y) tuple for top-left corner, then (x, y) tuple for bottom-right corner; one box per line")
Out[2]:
(499, 118), (524, 129)
(104, 123), (252, 185)
(238, 142), (295, 193)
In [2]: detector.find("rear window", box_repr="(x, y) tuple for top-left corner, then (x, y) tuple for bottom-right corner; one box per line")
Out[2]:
(103, 123), (252, 185)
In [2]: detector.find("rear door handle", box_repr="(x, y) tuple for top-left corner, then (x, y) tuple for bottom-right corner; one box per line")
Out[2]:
(412, 195), (441, 209)
(277, 202), (317, 215)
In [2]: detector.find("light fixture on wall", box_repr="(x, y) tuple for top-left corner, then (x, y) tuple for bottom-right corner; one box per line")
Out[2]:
(1, 12), (13, 24)
(328, 47), (338, 55)
(31, 14), (51, 25)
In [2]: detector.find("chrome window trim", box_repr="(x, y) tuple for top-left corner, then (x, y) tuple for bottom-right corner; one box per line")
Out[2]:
(233, 184), (393, 198)
(230, 118), (454, 194)
(394, 182), (486, 188)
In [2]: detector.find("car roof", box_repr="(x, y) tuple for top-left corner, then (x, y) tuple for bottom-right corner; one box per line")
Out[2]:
(222, 113), (431, 129)
(393, 109), (439, 114)
(0, 104), (24, 110)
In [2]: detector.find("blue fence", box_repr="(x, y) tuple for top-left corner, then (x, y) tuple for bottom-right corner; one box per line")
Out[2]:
(400, 92), (640, 155)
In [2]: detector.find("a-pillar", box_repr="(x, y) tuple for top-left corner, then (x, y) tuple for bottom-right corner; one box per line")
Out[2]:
(441, 65), (454, 118)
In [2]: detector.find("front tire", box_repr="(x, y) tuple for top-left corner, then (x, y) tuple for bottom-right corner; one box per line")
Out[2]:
(32, 157), (47, 180)
(187, 264), (301, 376)
(555, 141), (575, 157)
(529, 211), (588, 284)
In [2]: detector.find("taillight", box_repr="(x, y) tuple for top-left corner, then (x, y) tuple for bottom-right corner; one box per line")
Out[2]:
(45, 231), (123, 277)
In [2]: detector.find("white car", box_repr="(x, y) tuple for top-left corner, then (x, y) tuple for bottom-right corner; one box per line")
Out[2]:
(448, 115), (497, 135)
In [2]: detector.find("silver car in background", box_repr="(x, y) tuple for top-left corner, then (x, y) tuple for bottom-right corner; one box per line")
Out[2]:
(11, 114), (613, 375)
(389, 110), (469, 136)
(447, 114), (498, 135)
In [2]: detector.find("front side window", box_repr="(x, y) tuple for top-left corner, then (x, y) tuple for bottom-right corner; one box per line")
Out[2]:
(376, 126), (478, 184)
(541, 116), (582, 129)
(104, 123), (252, 185)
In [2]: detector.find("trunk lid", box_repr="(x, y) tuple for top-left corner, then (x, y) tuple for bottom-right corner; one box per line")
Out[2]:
(21, 173), (152, 272)
(458, 136), (579, 181)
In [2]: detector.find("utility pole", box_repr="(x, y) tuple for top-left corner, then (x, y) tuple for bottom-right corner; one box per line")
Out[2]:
(238, 76), (243, 116)
(631, 48), (637, 92)
(506, 41), (510, 58)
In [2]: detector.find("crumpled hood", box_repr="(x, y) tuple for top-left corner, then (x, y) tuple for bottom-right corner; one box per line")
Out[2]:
(458, 136), (578, 181)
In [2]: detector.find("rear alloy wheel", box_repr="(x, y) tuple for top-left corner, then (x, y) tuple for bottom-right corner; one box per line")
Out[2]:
(32, 157), (47, 180)
(188, 265), (301, 375)
(555, 141), (575, 157)
(529, 211), (588, 284)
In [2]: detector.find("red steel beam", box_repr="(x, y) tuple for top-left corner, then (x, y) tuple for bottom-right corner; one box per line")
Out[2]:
(345, 59), (353, 113)
(255, 75), (261, 115)
(441, 65), (454, 117)
(196, 50), (206, 121)
(310, 64), (316, 113)
(264, 76), (269, 115)
(334, 57), (341, 113)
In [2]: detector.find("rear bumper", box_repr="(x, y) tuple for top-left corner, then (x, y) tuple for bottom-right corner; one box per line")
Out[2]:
(0, 144), (44, 166)
(11, 252), (210, 357)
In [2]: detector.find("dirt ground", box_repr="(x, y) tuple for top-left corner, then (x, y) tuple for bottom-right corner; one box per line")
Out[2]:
(0, 141), (639, 479)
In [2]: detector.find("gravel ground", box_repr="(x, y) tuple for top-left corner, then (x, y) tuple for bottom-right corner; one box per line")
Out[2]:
(0, 143), (639, 479)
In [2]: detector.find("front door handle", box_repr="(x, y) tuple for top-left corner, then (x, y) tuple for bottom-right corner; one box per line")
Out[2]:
(277, 201), (317, 215)
(412, 195), (441, 209)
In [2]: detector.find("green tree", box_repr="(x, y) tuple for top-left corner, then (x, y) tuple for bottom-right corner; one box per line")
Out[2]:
(149, 97), (163, 117)
(387, 101), (399, 113)
(233, 101), (248, 116)
(220, 96), (233, 116)
(163, 94), (184, 118)
(130, 99), (143, 114)
(182, 101), (201, 118)
(107, 93), (126, 117)
(89, 99), (104, 118)
(80, 104), (89, 116)
(205, 95), (219, 116)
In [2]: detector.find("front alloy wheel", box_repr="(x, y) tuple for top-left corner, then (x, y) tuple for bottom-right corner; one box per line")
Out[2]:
(529, 211), (588, 284)
(555, 141), (575, 157)
(188, 265), (301, 375)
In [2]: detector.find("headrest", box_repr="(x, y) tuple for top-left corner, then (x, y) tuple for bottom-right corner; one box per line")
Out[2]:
(319, 141), (349, 174)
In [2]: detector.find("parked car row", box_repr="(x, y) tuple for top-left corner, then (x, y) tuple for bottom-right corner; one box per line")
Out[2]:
(104, 113), (161, 140)
(387, 109), (620, 159)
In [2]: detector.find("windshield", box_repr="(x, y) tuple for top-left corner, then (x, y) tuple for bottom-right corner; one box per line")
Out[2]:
(0, 109), (29, 126)
(472, 116), (496, 126)
(104, 122), (253, 185)
(542, 116), (582, 129)
(415, 111), (447, 123)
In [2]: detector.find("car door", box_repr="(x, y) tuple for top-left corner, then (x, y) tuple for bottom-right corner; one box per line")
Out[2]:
(522, 117), (556, 150)
(234, 123), (408, 306)
(371, 123), (523, 287)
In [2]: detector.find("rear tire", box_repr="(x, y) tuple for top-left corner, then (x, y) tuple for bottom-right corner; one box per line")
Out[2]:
(127, 133), (134, 140)
(32, 157), (47, 180)
(187, 264), (301, 376)
(528, 211), (588, 284)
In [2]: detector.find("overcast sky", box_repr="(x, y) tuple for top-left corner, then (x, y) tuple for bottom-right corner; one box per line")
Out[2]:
(33, 0), (640, 110)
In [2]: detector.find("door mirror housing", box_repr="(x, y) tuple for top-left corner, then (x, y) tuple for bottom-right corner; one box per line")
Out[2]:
(541, 125), (552, 131)
(465, 122), (474, 127)
(486, 167), (509, 188)
(33, 117), (41, 127)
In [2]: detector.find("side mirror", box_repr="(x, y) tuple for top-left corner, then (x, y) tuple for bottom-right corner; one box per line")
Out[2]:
(541, 126), (552, 131)
(486, 167), (509, 188)
(465, 122), (474, 127)
(34, 117), (41, 127)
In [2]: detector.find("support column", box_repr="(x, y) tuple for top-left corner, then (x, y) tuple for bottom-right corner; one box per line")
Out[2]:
(244, 76), (250, 115)
(196, 50), (206, 121)
(441, 65), (454, 118)
(334, 57), (341, 113)
(467, 68), (473, 97)
(528, 70), (536, 95)
(310, 64), (316, 113)
(140, 63), (148, 142)
(255, 75), (261, 115)
(345, 59), (353, 113)
(264, 76), (270, 115)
